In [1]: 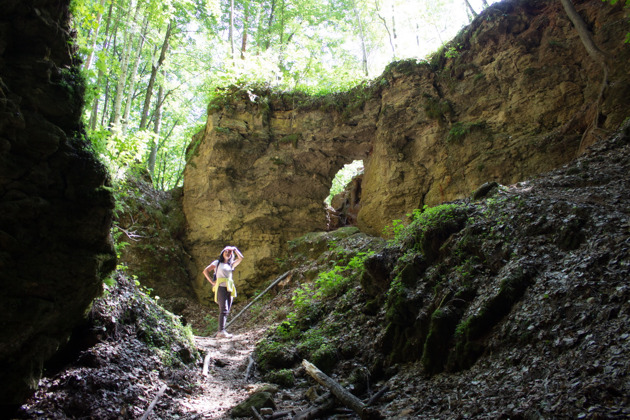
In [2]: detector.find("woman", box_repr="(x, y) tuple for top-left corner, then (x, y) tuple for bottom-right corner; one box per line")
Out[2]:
(203, 246), (244, 338)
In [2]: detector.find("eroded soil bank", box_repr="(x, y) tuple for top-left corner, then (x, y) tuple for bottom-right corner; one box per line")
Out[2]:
(16, 123), (630, 419)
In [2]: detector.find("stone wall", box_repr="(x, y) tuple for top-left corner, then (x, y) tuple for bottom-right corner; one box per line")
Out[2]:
(0, 0), (116, 408)
(183, 0), (630, 298)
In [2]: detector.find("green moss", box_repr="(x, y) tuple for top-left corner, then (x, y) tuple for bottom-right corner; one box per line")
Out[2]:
(311, 342), (338, 374)
(447, 121), (486, 143)
(254, 339), (297, 373)
(447, 265), (533, 371)
(263, 369), (295, 387)
(278, 133), (300, 148)
(421, 306), (459, 374)
(423, 94), (453, 122)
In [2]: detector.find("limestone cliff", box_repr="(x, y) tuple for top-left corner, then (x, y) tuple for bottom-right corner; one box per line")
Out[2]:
(0, 0), (116, 408)
(184, 0), (630, 298)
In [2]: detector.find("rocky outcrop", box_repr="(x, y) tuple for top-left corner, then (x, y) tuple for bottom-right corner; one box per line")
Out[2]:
(327, 174), (363, 230)
(184, 0), (630, 297)
(0, 0), (116, 409)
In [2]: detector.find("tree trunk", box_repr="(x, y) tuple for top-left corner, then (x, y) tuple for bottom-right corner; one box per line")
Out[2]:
(391, 3), (397, 55)
(229, 0), (235, 60)
(241, 2), (249, 59)
(111, 0), (137, 133)
(170, 141), (187, 188)
(83, 0), (108, 72)
(559, 0), (609, 150)
(302, 360), (383, 420)
(464, 0), (478, 19)
(147, 82), (163, 178)
(375, 0), (395, 58)
(100, 76), (110, 127)
(122, 15), (149, 134)
(265, 0), (276, 51)
(352, 0), (369, 77)
(89, 0), (115, 130)
(140, 20), (173, 130)
(253, 2), (262, 54)
(560, 0), (607, 64)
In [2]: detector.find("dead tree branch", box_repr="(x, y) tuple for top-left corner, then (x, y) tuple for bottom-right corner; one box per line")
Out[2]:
(140, 384), (167, 420)
(302, 360), (383, 420)
(226, 271), (292, 329)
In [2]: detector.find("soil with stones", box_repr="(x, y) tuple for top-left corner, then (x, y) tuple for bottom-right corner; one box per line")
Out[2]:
(13, 123), (630, 419)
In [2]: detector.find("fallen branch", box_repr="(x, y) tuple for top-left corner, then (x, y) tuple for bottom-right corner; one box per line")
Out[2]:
(250, 406), (263, 420)
(226, 271), (292, 329)
(293, 395), (335, 420)
(302, 360), (382, 420)
(245, 355), (255, 380)
(268, 410), (292, 419)
(140, 384), (167, 420)
(202, 352), (212, 376)
(366, 385), (390, 406)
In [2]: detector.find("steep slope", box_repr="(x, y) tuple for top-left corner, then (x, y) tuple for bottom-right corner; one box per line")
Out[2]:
(253, 121), (630, 418)
(16, 121), (630, 419)
(183, 0), (630, 298)
(0, 0), (116, 409)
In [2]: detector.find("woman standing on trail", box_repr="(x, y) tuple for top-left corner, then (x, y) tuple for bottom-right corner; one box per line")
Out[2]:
(203, 246), (244, 338)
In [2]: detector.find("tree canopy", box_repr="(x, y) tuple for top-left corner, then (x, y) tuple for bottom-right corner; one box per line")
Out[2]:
(71, 0), (493, 191)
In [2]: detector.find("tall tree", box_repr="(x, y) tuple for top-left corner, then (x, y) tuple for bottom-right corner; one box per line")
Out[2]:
(229, 0), (236, 60)
(375, 0), (395, 58)
(89, 0), (115, 130)
(463, 0), (478, 19)
(140, 20), (173, 130)
(83, 0), (108, 72)
(111, 0), (138, 133)
(351, 0), (369, 76)
(147, 81), (164, 177)
(122, 15), (150, 134)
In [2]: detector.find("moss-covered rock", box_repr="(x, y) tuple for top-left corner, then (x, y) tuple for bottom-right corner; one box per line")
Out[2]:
(263, 369), (295, 388)
(447, 264), (534, 371)
(254, 339), (297, 373)
(230, 391), (276, 418)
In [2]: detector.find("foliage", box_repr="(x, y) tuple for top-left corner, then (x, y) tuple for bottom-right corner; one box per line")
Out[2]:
(423, 94), (453, 122)
(384, 203), (466, 259)
(291, 251), (373, 319)
(445, 43), (462, 58)
(447, 121), (486, 143)
(94, 273), (199, 367)
(326, 160), (364, 204)
(69, 0), (495, 195)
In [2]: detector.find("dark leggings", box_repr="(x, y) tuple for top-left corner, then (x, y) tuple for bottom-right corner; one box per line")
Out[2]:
(217, 286), (233, 331)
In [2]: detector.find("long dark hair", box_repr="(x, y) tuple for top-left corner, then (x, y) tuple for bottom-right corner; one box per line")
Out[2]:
(218, 249), (234, 266)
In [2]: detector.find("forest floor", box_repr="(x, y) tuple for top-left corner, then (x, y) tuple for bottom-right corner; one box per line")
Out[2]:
(182, 329), (267, 419)
(16, 124), (630, 419)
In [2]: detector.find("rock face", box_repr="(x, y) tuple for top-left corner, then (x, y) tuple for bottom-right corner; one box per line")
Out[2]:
(0, 0), (116, 408)
(183, 0), (630, 297)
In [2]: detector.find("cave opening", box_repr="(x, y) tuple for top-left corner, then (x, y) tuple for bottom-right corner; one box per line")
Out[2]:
(325, 160), (364, 230)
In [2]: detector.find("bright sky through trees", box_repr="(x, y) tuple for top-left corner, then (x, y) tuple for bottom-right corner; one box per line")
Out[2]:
(71, 0), (497, 191)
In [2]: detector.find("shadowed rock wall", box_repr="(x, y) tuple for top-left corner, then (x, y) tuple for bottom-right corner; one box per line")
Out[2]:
(0, 0), (116, 408)
(183, 0), (630, 298)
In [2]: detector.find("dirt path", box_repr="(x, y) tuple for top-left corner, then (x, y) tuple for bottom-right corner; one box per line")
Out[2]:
(177, 328), (267, 419)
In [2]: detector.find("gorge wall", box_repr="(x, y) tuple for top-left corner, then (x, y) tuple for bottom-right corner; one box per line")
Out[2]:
(0, 0), (116, 409)
(183, 0), (630, 298)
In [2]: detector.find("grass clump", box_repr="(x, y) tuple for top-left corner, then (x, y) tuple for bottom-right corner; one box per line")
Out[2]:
(447, 121), (486, 143)
(385, 203), (469, 261)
